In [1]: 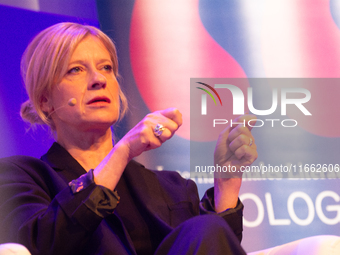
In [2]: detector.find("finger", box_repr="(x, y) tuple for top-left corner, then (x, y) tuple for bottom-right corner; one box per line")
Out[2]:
(150, 109), (182, 138)
(155, 127), (172, 143)
(143, 129), (162, 151)
(159, 108), (183, 127)
(163, 119), (180, 134)
(228, 124), (253, 144)
(244, 114), (257, 131)
(151, 120), (177, 141)
(229, 134), (254, 153)
(229, 114), (257, 132)
(234, 144), (258, 162)
(146, 110), (180, 133)
(218, 114), (256, 143)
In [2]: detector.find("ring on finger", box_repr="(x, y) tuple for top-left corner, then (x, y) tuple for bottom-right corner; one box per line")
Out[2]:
(154, 124), (165, 137)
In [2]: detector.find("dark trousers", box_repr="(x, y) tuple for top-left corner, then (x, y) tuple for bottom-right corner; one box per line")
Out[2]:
(103, 214), (246, 255)
(154, 214), (246, 255)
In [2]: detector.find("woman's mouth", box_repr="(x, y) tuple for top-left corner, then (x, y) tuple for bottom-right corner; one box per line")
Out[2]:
(87, 97), (111, 105)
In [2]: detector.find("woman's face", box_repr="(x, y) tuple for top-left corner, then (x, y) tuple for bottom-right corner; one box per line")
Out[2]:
(46, 35), (120, 134)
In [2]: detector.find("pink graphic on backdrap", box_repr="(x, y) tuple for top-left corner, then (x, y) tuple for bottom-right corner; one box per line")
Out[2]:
(262, 0), (340, 137)
(130, 0), (247, 141)
(275, 81), (340, 137)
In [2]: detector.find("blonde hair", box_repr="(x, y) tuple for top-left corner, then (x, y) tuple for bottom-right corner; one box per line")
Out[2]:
(20, 22), (128, 130)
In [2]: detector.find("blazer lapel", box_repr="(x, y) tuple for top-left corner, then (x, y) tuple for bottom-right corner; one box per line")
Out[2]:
(40, 142), (87, 183)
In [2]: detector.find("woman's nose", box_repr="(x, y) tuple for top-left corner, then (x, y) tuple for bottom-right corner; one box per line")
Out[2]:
(89, 70), (107, 89)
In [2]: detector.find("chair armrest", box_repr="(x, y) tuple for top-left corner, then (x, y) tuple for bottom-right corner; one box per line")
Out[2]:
(0, 243), (31, 255)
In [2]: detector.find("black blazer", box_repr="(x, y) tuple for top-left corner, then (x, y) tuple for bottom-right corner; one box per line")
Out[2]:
(0, 143), (243, 255)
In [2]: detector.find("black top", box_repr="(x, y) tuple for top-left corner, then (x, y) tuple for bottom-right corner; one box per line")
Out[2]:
(0, 142), (243, 255)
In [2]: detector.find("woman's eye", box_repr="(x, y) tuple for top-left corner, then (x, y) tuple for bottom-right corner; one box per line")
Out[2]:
(103, 65), (113, 72)
(67, 67), (82, 74)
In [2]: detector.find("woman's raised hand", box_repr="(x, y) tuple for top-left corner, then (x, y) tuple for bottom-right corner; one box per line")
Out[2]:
(93, 108), (182, 190)
(117, 108), (182, 161)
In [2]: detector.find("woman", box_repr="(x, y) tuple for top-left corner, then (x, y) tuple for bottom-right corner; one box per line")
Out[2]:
(0, 23), (257, 255)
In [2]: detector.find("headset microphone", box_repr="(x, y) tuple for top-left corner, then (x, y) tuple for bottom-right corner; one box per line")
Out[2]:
(47, 98), (77, 118)
(68, 98), (77, 106)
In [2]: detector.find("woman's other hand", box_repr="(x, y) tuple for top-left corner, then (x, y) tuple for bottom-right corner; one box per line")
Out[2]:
(213, 114), (258, 212)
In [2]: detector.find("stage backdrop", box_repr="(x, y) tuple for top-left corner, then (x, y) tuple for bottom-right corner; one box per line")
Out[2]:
(96, 0), (340, 253)
(0, 0), (339, 253)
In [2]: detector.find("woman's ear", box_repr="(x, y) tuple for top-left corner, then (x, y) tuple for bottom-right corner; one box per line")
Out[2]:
(40, 95), (53, 116)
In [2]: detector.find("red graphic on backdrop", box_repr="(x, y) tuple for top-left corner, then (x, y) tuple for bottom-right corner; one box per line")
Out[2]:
(130, 0), (340, 138)
(129, 0), (247, 141)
